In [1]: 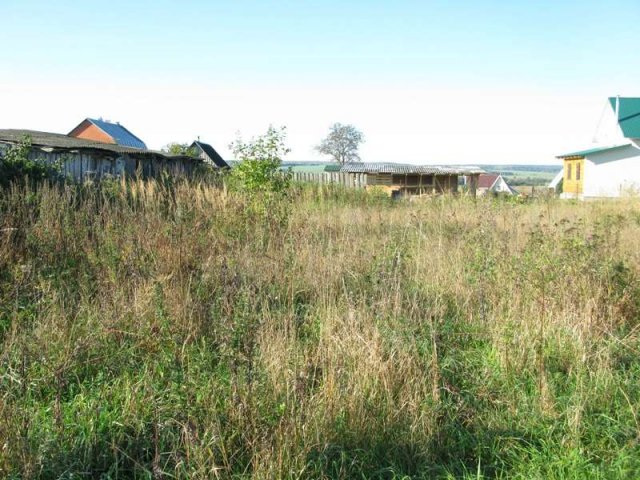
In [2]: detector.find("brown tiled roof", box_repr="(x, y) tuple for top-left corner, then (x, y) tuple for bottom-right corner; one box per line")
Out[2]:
(477, 174), (500, 189)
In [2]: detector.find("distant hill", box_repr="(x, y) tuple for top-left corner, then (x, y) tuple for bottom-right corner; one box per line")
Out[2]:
(479, 165), (560, 186)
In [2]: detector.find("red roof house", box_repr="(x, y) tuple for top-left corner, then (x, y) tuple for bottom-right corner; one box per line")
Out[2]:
(476, 173), (517, 195)
(68, 118), (147, 149)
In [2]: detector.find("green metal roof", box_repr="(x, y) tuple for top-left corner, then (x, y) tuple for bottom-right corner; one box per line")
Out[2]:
(556, 144), (631, 159)
(323, 164), (342, 172)
(609, 97), (640, 138)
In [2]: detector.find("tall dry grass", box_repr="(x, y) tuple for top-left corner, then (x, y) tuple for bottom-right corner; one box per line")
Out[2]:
(0, 179), (639, 478)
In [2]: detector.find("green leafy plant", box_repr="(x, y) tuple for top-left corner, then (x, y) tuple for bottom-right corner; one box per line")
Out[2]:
(0, 136), (62, 187)
(161, 142), (198, 157)
(228, 125), (292, 194)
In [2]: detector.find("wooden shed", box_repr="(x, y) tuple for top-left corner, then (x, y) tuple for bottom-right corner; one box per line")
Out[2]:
(337, 163), (482, 197)
(0, 129), (201, 181)
(190, 140), (229, 168)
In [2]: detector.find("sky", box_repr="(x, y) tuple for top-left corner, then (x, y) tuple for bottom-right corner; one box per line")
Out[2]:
(1, 0), (639, 165)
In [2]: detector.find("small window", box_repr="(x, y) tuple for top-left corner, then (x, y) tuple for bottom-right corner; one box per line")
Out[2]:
(567, 163), (572, 181)
(576, 162), (581, 181)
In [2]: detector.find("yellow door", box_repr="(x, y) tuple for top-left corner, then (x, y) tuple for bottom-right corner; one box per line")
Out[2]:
(564, 158), (584, 195)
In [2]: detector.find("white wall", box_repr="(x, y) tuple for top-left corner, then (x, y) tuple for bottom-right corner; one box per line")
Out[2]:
(583, 145), (640, 197)
(491, 176), (514, 194)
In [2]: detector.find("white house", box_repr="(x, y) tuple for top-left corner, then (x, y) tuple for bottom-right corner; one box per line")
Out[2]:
(557, 97), (640, 199)
(475, 173), (517, 196)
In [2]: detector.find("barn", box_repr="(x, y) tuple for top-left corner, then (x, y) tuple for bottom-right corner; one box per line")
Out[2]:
(337, 163), (483, 197)
(190, 140), (229, 168)
(0, 129), (200, 181)
(0, 118), (216, 181)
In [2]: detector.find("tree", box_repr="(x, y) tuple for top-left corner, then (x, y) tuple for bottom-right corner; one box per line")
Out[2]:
(315, 123), (364, 164)
(162, 142), (198, 157)
(228, 125), (291, 193)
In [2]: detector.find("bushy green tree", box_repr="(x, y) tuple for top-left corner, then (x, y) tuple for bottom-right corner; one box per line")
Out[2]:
(0, 136), (62, 187)
(229, 126), (291, 193)
(162, 142), (198, 157)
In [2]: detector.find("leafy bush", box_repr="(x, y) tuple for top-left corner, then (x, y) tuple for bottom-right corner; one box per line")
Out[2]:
(228, 125), (292, 194)
(162, 142), (199, 157)
(0, 136), (62, 187)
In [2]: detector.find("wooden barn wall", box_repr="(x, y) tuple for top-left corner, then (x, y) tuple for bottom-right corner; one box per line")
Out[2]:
(291, 172), (368, 188)
(18, 147), (196, 181)
(290, 171), (463, 195)
(433, 175), (459, 193)
(368, 173), (393, 186)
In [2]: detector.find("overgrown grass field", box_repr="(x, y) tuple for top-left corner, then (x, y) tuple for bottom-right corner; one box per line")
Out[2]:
(1, 180), (639, 478)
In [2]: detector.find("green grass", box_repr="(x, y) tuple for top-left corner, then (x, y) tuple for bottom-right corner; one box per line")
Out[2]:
(0, 179), (639, 478)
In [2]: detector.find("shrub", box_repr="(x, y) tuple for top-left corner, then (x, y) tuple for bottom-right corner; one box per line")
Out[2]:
(0, 136), (62, 187)
(228, 125), (292, 194)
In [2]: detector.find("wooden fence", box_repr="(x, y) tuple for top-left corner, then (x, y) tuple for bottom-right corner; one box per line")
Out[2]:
(292, 172), (367, 188)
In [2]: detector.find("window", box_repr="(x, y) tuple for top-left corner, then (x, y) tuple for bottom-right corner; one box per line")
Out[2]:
(576, 162), (581, 181)
(567, 163), (572, 180)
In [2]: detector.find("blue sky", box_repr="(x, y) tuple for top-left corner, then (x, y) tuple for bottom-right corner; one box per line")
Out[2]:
(1, 0), (639, 163)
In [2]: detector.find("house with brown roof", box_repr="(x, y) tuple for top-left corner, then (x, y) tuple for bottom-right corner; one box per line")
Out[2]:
(475, 173), (517, 196)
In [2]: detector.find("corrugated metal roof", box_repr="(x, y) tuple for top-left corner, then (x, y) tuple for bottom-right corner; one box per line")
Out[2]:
(87, 118), (147, 149)
(192, 141), (229, 168)
(339, 162), (483, 175)
(556, 144), (631, 159)
(0, 129), (196, 161)
(609, 97), (640, 138)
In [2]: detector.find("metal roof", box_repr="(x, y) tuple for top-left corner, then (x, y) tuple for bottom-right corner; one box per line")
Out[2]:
(191, 141), (229, 168)
(556, 144), (631, 159)
(86, 118), (147, 149)
(339, 162), (484, 175)
(609, 97), (640, 139)
(0, 129), (196, 161)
